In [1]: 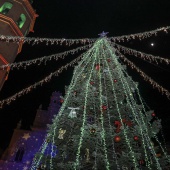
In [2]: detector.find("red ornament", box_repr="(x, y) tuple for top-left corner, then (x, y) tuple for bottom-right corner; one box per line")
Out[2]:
(139, 160), (145, 165)
(107, 58), (111, 62)
(95, 64), (100, 70)
(114, 136), (121, 142)
(90, 81), (94, 85)
(134, 136), (139, 141)
(60, 99), (64, 103)
(102, 105), (107, 110)
(114, 121), (122, 133)
(126, 121), (133, 127)
(114, 79), (117, 83)
(151, 112), (156, 117)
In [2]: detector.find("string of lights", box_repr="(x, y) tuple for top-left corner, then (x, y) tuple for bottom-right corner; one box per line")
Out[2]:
(116, 50), (170, 99)
(0, 34), (96, 46)
(0, 26), (169, 46)
(0, 44), (92, 70)
(119, 58), (170, 163)
(113, 42), (170, 65)
(105, 40), (138, 169)
(98, 44), (110, 170)
(0, 53), (84, 109)
(102, 52), (121, 170)
(109, 26), (170, 42)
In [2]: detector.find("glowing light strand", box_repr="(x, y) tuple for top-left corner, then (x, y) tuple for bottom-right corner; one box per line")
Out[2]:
(115, 50), (170, 99)
(92, 82), (99, 170)
(113, 42), (170, 65)
(30, 140), (48, 170)
(102, 46), (121, 170)
(31, 45), (96, 169)
(0, 44), (93, 70)
(134, 82), (170, 162)
(109, 26), (170, 42)
(98, 42), (110, 170)
(0, 54), (84, 109)
(120, 63), (170, 163)
(74, 42), (98, 169)
(108, 39), (155, 168)
(115, 60), (157, 169)
(48, 50), (94, 170)
(104, 38), (138, 169)
(0, 26), (169, 46)
(119, 60), (167, 168)
(0, 34), (96, 46)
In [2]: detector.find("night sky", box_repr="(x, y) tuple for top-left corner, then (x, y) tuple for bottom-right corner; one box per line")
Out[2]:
(0, 0), (170, 151)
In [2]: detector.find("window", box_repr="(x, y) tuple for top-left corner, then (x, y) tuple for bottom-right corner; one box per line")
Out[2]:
(0, 2), (13, 15)
(16, 14), (26, 28)
(15, 147), (25, 162)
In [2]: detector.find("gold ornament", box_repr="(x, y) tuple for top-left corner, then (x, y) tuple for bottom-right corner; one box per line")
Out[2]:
(85, 148), (90, 162)
(58, 128), (66, 139)
(90, 128), (96, 134)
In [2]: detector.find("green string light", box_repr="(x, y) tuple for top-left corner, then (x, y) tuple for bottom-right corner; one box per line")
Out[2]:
(74, 41), (100, 169)
(102, 38), (138, 169)
(98, 41), (110, 170)
(101, 42), (121, 170)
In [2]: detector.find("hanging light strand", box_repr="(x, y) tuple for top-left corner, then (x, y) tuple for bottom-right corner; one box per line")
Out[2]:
(116, 50), (170, 99)
(0, 54), (83, 109)
(1, 26), (169, 45)
(0, 34), (96, 46)
(109, 26), (170, 42)
(0, 44), (92, 70)
(112, 42), (170, 65)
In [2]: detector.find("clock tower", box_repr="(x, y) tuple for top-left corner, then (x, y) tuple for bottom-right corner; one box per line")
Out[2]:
(0, 0), (38, 90)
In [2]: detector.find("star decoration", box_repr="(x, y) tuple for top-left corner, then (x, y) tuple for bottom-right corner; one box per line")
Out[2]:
(98, 31), (109, 37)
(22, 133), (31, 140)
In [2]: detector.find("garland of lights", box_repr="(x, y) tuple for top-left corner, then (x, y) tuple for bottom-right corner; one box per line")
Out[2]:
(104, 40), (138, 169)
(0, 54), (84, 108)
(107, 38), (166, 169)
(93, 69), (104, 170)
(119, 60), (170, 163)
(0, 44), (93, 70)
(115, 50), (170, 99)
(0, 26), (169, 47)
(116, 48), (161, 169)
(74, 49), (97, 168)
(109, 26), (170, 42)
(113, 43), (170, 65)
(98, 43), (110, 170)
(111, 46), (160, 169)
(0, 34), (96, 46)
(102, 55), (121, 169)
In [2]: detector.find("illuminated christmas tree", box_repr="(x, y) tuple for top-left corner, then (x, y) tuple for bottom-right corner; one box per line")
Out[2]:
(31, 36), (170, 170)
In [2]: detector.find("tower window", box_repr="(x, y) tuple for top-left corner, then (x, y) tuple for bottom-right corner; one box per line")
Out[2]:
(0, 2), (13, 15)
(15, 147), (25, 162)
(16, 14), (26, 28)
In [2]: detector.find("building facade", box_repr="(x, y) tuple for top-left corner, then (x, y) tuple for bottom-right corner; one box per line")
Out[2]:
(0, 0), (38, 90)
(0, 91), (61, 170)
